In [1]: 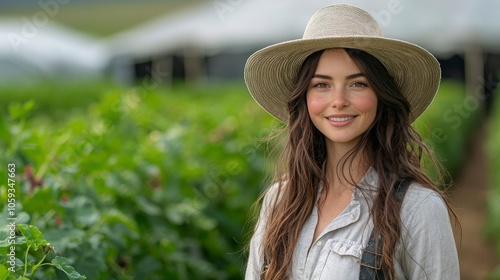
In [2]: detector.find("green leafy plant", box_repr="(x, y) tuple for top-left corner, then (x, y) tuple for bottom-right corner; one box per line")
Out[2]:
(0, 224), (86, 280)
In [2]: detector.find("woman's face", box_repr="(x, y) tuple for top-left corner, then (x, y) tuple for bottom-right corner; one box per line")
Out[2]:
(306, 49), (378, 149)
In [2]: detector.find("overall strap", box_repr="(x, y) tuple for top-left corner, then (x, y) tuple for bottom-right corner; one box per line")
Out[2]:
(359, 178), (412, 280)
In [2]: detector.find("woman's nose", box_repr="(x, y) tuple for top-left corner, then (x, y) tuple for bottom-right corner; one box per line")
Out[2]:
(330, 87), (349, 108)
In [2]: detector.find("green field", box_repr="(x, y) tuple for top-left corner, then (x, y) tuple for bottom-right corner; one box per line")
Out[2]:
(0, 1), (202, 37)
(0, 80), (484, 279)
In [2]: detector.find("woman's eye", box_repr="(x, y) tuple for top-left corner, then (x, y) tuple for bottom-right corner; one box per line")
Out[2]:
(313, 82), (329, 88)
(352, 82), (367, 88)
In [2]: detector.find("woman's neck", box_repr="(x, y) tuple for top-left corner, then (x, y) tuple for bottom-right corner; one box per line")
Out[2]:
(323, 140), (369, 194)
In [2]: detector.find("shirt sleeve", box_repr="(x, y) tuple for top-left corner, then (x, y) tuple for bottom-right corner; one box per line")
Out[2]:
(245, 184), (279, 280)
(398, 186), (460, 279)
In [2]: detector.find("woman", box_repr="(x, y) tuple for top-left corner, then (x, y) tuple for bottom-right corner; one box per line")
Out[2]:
(244, 4), (459, 280)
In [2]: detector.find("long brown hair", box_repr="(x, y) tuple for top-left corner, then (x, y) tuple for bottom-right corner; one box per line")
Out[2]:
(256, 48), (458, 279)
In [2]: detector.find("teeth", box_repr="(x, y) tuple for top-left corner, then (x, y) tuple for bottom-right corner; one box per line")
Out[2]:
(328, 116), (353, 122)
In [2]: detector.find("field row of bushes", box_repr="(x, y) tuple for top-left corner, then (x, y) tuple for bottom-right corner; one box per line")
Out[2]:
(0, 82), (277, 279)
(487, 85), (500, 276)
(0, 80), (480, 279)
(414, 81), (480, 181)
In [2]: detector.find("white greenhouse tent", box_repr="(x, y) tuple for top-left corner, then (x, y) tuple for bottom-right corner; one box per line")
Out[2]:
(105, 0), (500, 93)
(0, 18), (109, 83)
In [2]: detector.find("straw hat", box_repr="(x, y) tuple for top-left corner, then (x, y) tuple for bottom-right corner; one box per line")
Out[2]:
(244, 4), (441, 123)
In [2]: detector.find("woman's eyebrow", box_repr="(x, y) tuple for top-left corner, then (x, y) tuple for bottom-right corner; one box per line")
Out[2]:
(346, 73), (365, 79)
(312, 74), (332, 80)
(312, 73), (364, 80)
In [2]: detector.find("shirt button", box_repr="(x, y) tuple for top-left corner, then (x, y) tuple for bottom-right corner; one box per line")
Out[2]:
(339, 245), (345, 254)
(349, 213), (355, 220)
(316, 240), (322, 246)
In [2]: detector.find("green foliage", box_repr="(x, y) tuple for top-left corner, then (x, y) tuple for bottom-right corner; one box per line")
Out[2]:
(0, 79), (118, 122)
(486, 85), (500, 261)
(488, 266), (500, 280)
(0, 80), (479, 279)
(413, 80), (480, 182)
(0, 224), (85, 280)
(0, 82), (276, 279)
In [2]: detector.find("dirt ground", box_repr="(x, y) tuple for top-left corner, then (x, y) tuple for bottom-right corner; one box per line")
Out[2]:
(450, 125), (500, 279)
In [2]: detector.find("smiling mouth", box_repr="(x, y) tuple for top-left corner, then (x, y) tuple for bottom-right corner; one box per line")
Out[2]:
(327, 116), (355, 122)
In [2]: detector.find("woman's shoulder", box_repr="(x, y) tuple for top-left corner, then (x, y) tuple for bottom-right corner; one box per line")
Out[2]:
(404, 182), (445, 203)
(400, 181), (449, 226)
(396, 182), (459, 277)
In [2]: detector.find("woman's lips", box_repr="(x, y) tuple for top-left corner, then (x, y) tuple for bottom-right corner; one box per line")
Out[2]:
(326, 115), (356, 126)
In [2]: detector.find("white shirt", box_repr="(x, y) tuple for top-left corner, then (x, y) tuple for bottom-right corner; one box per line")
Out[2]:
(245, 168), (460, 279)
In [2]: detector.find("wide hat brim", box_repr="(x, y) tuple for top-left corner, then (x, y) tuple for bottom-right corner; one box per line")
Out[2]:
(244, 7), (441, 124)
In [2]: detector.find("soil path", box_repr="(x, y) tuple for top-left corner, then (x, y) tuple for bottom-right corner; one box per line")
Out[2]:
(451, 125), (499, 279)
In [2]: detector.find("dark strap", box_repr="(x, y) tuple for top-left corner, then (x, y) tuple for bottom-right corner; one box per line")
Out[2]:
(360, 231), (384, 280)
(359, 178), (412, 280)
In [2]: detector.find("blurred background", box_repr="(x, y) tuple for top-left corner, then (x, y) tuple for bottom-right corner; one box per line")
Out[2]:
(0, 0), (499, 279)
